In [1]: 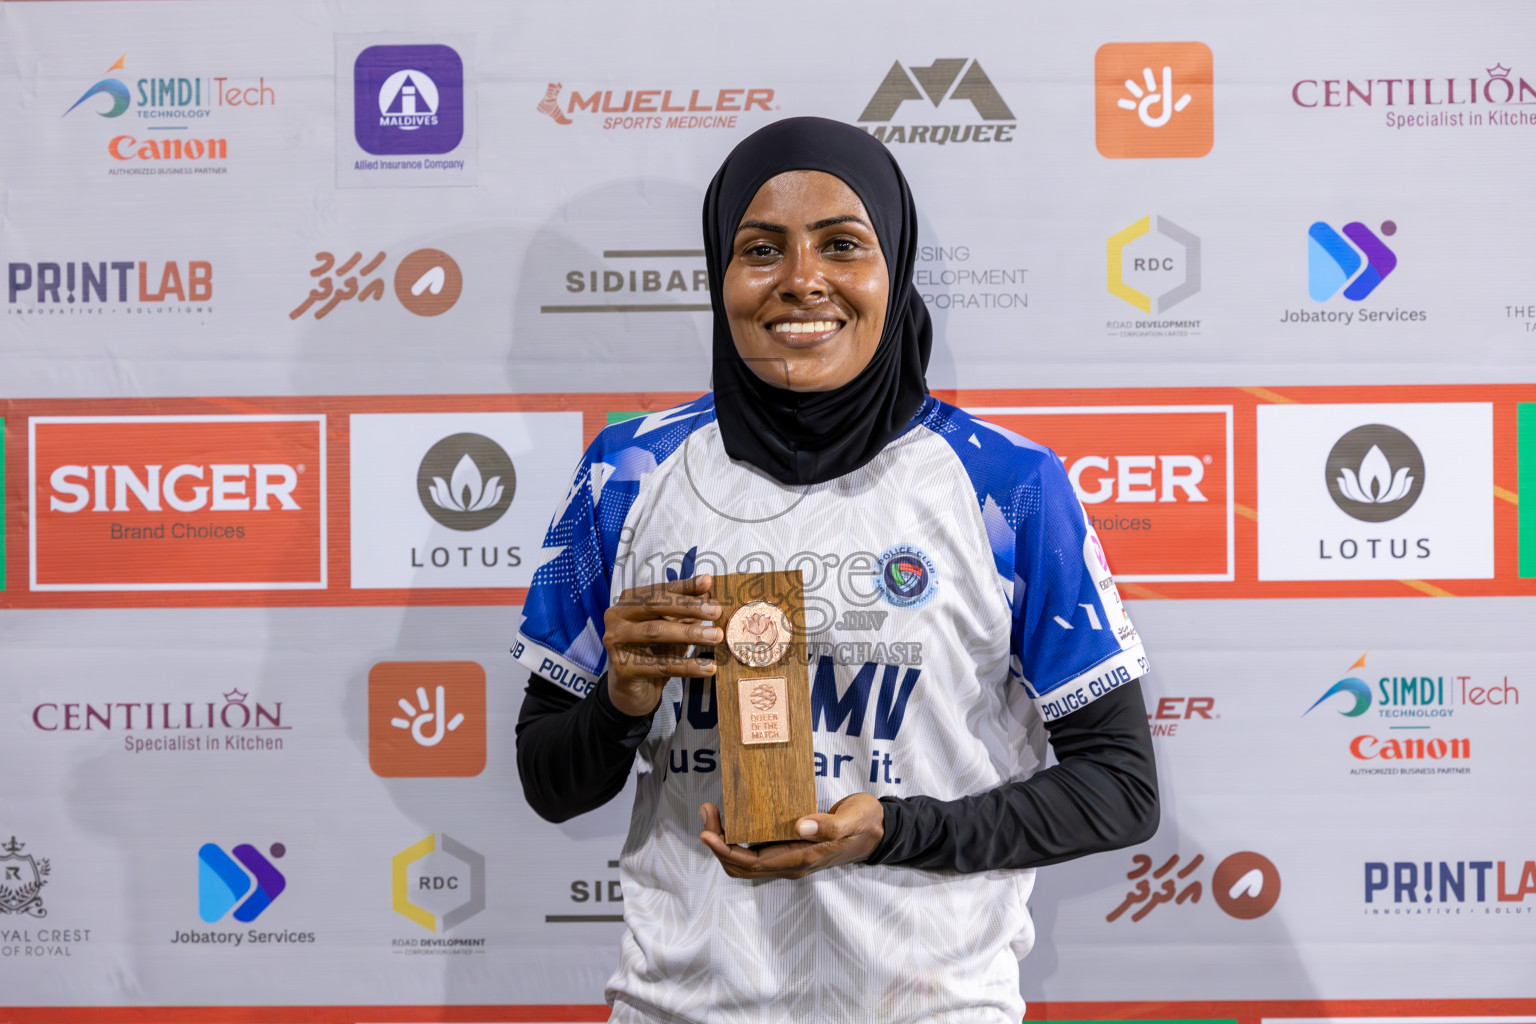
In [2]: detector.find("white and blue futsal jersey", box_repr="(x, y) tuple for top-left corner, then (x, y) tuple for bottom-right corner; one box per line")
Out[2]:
(514, 394), (1148, 1024)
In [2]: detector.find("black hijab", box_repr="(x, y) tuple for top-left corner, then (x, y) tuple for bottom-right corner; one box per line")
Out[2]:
(702, 117), (932, 486)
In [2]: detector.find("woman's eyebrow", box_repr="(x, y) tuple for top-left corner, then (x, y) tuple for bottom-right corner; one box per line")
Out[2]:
(808, 215), (869, 231)
(736, 219), (787, 234)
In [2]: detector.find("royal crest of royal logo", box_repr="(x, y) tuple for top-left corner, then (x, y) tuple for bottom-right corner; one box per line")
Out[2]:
(0, 837), (51, 918)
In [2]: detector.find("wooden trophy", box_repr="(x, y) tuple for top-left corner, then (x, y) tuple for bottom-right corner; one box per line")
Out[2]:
(711, 569), (817, 844)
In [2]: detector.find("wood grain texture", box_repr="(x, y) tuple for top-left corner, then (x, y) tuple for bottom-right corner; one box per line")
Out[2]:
(712, 570), (817, 844)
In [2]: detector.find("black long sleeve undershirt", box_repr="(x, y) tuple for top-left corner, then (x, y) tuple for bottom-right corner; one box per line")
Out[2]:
(515, 673), (1158, 871)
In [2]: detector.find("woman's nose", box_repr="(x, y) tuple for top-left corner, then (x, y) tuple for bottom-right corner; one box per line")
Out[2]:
(779, 242), (825, 301)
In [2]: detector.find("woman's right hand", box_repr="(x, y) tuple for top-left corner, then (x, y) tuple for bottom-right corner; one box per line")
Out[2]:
(601, 574), (723, 717)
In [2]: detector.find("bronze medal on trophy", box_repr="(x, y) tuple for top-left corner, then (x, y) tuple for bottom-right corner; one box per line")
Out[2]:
(709, 569), (816, 844)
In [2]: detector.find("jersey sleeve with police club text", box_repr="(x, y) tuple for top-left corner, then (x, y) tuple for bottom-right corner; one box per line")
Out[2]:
(925, 401), (1149, 722)
(513, 397), (717, 698)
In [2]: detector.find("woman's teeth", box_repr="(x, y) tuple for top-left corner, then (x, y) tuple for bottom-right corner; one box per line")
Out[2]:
(771, 321), (839, 334)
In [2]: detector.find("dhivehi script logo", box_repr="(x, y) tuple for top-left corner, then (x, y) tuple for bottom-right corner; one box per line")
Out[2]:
(1324, 424), (1425, 523)
(416, 433), (515, 531)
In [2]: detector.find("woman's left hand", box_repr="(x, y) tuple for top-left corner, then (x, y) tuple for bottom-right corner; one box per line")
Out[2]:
(698, 793), (885, 880)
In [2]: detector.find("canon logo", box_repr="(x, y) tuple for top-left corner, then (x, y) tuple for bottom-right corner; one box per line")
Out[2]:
(49, 464), (299, 513)
(1063, 455), (1208, 504)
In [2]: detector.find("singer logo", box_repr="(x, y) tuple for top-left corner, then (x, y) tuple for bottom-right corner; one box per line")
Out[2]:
(29, 415), (326, 591)
(368, 661), (486, 778)
(970, 405), (1233, 581)
(1095, 42), (1214, 158)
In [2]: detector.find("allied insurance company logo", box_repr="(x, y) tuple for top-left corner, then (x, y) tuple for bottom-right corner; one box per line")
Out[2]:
(290, 248), (463, 320)
(392, 834), (485, 936)
(198, 842), (286, 923)
(62, 52), (274, 172)
(368, 661), (487, 778)
(353, 44), (464, 155)
(29, 415), (326, 592)
(1095, 42), (1214, 158)
(536, 81), (775, 131)
(856, 58), (1018, 144)
(971, 405), (1234, 582)
(1292, 62), (1536, 131)
(8, 258), (213, 318)
(1107, 850), (1281, 923)
(1106, 215), (1200, 334)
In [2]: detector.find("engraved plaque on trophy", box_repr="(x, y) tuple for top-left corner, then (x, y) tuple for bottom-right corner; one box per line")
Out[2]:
(711, 569), (817, 844)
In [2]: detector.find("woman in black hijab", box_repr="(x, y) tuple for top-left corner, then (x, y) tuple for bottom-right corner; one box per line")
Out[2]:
(515, 117), (1158, 1024)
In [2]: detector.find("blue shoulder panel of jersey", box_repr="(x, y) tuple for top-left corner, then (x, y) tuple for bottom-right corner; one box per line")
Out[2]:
(923, 399), (1147, 719)
(513, 395), (718, 697)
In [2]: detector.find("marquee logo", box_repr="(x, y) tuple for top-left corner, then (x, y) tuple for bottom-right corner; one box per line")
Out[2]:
(368, 662), (486, 777)
(416, 434), (515, 531)
(392, 834), (485, 933)
(29, 415), (326, 591)
(1107, 215), (1200, 314)
(858, 59), (1017, 144)
(0, 837), (51, 918)
(1324, 424), (1424, 522)
(1095, 42), (1214, 158)
(353, 45), (463, 155)
(971, 405), (1233, 581)
(198, 842), (285, 923)
(1309, 221), (1398, 302)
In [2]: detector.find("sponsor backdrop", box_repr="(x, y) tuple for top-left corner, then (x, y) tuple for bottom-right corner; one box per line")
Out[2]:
(2, 1), (1535, 1022)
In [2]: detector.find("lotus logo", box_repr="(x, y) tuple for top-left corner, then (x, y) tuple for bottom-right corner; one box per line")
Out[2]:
(1324, 424), (1424, 523)
(415, 433), (515, 531)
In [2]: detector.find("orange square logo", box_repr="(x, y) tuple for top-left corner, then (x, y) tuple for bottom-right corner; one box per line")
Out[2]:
(1095, 42), (1213, 158)
(369, 661), (486, 777)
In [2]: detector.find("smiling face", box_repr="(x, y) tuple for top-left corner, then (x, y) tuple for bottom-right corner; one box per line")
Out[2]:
(722, 170), (890, 393)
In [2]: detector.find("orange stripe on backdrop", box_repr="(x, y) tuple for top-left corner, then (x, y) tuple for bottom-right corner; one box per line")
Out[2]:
(5, 384), (1536, 608)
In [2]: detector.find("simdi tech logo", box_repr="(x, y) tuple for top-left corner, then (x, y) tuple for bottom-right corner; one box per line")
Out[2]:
(857, 58), (1018, 144)
(29, 415), (326, 591)
(368, 661), (487, 778)
(970, 405), (1233, 581)
(1095, 42), (1213, 158)
(1256, 403), (1492, 581)
(348, 411), (581, 589)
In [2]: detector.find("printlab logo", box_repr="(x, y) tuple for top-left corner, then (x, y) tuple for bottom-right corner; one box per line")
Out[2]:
(392, 834), (485, 935)
(353, 45), (463, 155)
(0, 837), (51, 918)
(1107, 850), (1280, 922)
(1095, 42), (1214, 158)
(1106, 215), (1200, 314)
(1325, 425), (1425, 522)
(198, 842), (286, 922)
(8, 259), (213, 317)
(416, 434), (516, 531)
(858, 59), (1018, 144)
(368, 662), (487, 777)
(1309, 221), (1398, 302)
(290, 248), (461, 320)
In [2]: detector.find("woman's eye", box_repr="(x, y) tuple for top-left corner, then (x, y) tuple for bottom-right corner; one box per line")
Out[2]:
(744, 244), (778, 259)
(826, 238), (859, 253)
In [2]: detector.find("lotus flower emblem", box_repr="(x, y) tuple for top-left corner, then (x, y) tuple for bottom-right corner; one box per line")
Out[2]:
(1336, 444), (1412, 505)
(743, 611), (777, 647)
(428, 454), (503, 514)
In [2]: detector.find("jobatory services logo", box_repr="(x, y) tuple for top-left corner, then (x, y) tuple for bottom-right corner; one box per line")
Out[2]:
(1282, 220), (1425, 326)
(30, 686), (291, 755)
(368, 662), (486, 778)
(289, 248), (462, 320)
(857, 58), (1018, 145)
(535, 81), (776, 131)
(970, 406), (1233, 581)
(29, 415), (326, 591)
(1256, 403), (1492, 581)
(391, 834), (486, 947)
(1106, 215), (1201, 335)
(60, 51), (275, 177)
(1107, 850), (1280, 923)
(8, 258), (213, 319)
(178, 841), (312, 947)
(1095, 42), (1213, 158)
(1292, 62), (1536, 131)
(348, 412), (581, 588)
(353, 45), (462, 155)
(1363, 857), (1536, 915)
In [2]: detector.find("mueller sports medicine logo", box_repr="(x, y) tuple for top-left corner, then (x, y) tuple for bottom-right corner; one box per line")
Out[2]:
(392, 834), (486, 941)
(29, 415), (326, 591)
(857, 59), (1018, 144)
(368, 662), (486, 778)
(1293, 63), (1536, 131)
(8, 259), (212, 318)
(1364, 858), (1536, 913)
(1325, 425), (1425, 522)
(1106, 216), (1201, 334)
(31, 687), (289, 755)
(353, 45), (463, 155)
(972, 406), (1233, 581)
(1095, 42), (1213, 158)
(536, 82), (775, 131)
(290, 248), (462, 320)
(63, 52), (274, 175)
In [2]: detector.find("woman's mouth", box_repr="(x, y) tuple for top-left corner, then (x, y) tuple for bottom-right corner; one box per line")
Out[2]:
(767, 319), (844, 342)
